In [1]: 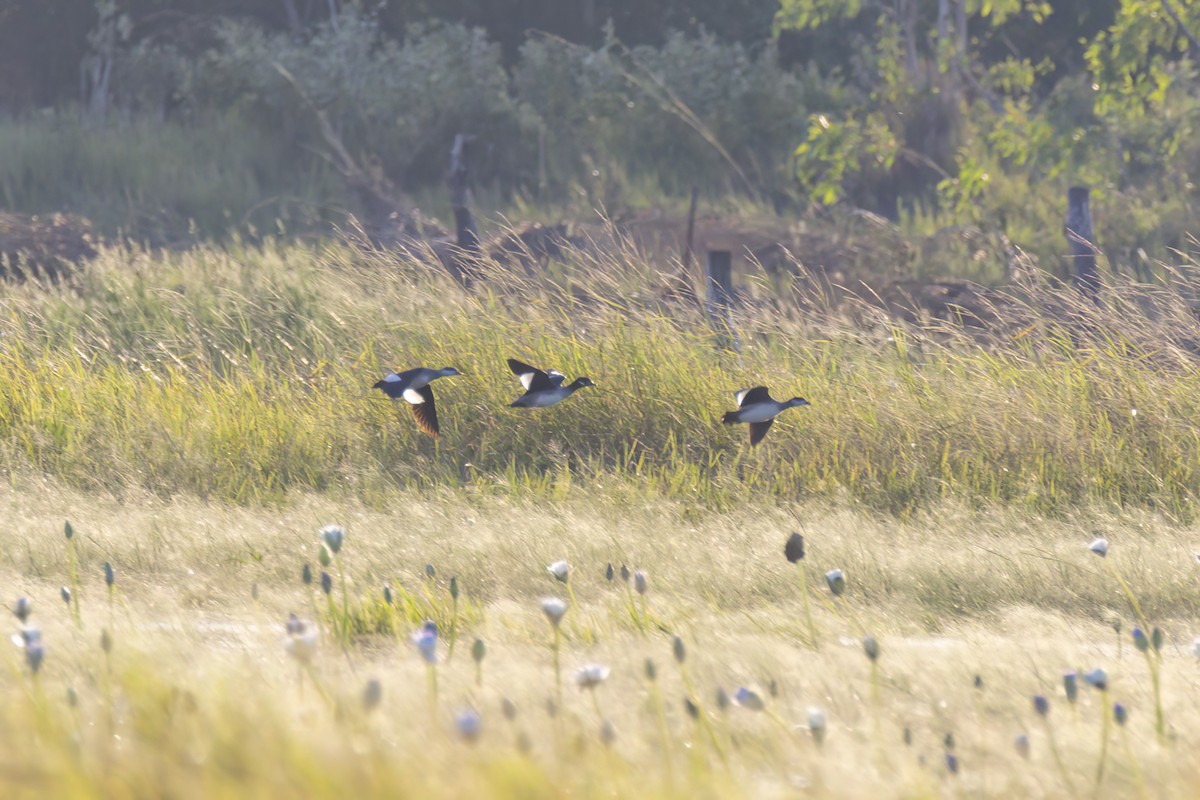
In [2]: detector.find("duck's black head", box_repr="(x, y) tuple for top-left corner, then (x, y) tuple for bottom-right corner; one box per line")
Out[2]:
(787, 397), (811, 408)
(439, 367), (462, 377)
(571, 377), (596, 390)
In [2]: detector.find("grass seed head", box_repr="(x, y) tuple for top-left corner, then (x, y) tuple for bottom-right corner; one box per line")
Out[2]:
(472, 638), (486, 664)
(733, 687), (765, 711)
(1113, 702), (1128, 726)
(1132, 626), (1149, 652)
(600, 719), (617, 746)
(576, 663), (611, 690)
(605, 563), (614, 581)
(1014, 734), (1030, 759)
(59, 587), (70, 606)
(64, 521), (73, 540)
(363, 678), (383, 712)
(807, 707), (827, 745)
(25, 641), (44, 675)
(1033, 695), (1049, 717)
(455, 709), (481, 743)
(547, 560), (570, 583)
(104, 562), (115, 587)
(319, 525), (344, 555)
(825, 569), (846, 596)
(863, 635), (880, 662)
(644, 658), (657, 682)
(284, 620), (317, 663)
(413, 621), (438, 664)
(1089, 538), (1109, 557)
(541, 596), (567, 627)
(449, 576), (460, 600)
(634, 570), (648, 595)
(501, 697), (517, 721)
(320, 571), (332, 595)
(301, 564), (312, 585)
(13, 596), (31, 624)
(1063, 671), (1079, 703)
(672, 635), (686, 664)
(1083, 668), (1108, 692)
(785, 532), (805, 563)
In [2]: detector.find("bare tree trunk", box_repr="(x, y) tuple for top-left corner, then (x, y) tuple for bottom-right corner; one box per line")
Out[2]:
(898, 0), (922, 84)
(281, 0), (303, 34)
(954, 0), (967, 61)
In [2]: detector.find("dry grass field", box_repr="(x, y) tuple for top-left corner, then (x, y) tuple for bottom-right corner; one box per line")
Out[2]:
(0, 239), (1198, 797)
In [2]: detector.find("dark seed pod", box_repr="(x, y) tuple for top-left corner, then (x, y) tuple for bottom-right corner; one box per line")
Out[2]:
(784, 532), (805, 563)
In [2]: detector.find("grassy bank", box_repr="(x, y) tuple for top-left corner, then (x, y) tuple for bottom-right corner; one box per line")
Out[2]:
(0, 483), (1198, 797)
(0, 239), (1199, 515)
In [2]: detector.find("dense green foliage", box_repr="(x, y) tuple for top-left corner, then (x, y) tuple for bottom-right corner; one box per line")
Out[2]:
(1, 1), (1199, 273)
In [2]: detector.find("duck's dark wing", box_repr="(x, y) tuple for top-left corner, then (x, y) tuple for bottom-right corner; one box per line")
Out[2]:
(737, 386), (772, 408)
(405, 385), (440, 437)
(749, 420), (774, 446)
(508, 359), (556, 392)
(374, 371), (408, 399)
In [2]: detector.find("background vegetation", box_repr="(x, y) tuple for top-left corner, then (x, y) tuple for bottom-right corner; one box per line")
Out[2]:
(0, 0), (1198, 277)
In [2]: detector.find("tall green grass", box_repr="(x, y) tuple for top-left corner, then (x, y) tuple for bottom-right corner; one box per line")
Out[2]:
(0, 112), (339, 239)
(1, 236), (1200, 515)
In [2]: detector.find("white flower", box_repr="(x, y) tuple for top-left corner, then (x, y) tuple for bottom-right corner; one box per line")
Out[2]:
(284, 620), (318, 663)
(412, 622), (438, 664)
(320, 524), (345, 555)
(1089, 538), (1109, 557)
(825, 569), (846, 596)
(547, 560), (571, 583)
(806, 707), (827, 744)
(1082, 667), (1108, 691)
(541, 596), (568, 627)
(575, 663), (611, 690)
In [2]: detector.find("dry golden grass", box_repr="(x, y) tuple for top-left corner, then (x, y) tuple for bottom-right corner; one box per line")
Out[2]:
(1, 478), (1198, 797)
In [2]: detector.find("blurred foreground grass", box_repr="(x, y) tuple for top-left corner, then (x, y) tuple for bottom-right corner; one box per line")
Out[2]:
(0, 483), (1198, 797)
(0, 238), (1199, 516)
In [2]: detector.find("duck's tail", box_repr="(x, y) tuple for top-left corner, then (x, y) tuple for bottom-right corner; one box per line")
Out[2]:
(721, 411), (739, 425)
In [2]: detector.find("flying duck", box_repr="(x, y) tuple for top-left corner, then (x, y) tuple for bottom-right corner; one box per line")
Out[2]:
(373, 366), (461, 437)
(507, 358), (594, 408)
(722, 386), (810, 446)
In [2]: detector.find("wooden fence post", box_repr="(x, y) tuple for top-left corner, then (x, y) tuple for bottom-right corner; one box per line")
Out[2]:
(445, 133), (481, 287)
(1066, 186), (1099, 303)
(706, 250), (740, 351)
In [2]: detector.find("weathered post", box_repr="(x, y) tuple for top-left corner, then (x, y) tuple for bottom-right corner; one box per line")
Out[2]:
(706, 250), (740, 351)
(447, 133), (481, 286)
(1066, 186), (1099, 303)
